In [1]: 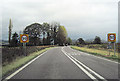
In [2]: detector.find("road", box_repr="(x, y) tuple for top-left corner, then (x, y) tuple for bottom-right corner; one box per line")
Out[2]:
(5, 46), (119, 81)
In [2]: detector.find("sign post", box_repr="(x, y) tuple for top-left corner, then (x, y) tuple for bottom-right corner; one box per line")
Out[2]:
(107, 42), (111, 56)
(114, 42), (116, 56)
(107, 33), (116, 56)
(20, 34), (29, 56)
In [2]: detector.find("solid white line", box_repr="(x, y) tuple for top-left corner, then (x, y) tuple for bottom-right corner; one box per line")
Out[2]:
(62, 47), (108, 81)
(86, 54), (119, 64)
(5, 51), (47, 80)
(69, 46), (119, 64)
(61, 48), (97, 81)
(69, 54), (107, 81)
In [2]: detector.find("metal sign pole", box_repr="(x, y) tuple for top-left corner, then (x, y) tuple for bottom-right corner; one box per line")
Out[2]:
(109, 42), (110, 56)
(114, 42), (116, 56)
(23, 43), (26, 56)
(25, 43), (26, 56)
(23, 43), (24, 56)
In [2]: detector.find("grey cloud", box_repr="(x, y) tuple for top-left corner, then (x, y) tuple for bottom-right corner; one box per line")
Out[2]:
(2, 0), (119, 41)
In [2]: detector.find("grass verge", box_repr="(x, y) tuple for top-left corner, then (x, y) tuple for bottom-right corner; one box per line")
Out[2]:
(2, 47), (53, 77)
(71, 46), (120, 62)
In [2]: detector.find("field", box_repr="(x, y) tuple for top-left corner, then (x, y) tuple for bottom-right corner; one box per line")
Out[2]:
(71, 44), (119, 61)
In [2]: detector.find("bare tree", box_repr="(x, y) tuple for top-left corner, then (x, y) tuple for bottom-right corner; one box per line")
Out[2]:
(50, 21), (60, 45)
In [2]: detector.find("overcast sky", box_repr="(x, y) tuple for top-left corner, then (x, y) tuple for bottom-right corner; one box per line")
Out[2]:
(1, 0), (119, 41)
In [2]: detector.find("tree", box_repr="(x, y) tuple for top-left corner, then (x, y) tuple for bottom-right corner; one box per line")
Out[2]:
(57, 26), (68, 45)
(10, 32), (18, 46)
(46, 31), (51, 45)
(93, 36), (101, 44)
(50, 22), (60, 45)
(42, 23), (50, 45)
(67, 37), (72, 45)
(23, 22), (68, 46)
(8, 19), (13, 44)
(78, 38), (85, 45)
(24, 23), (42, 46)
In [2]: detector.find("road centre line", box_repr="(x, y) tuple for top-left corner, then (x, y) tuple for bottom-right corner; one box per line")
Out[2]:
(61, 47), (98, 81)
(62, 47), (107, 81)
(69, 54), (107, 81)
(5, 51), (48, 80)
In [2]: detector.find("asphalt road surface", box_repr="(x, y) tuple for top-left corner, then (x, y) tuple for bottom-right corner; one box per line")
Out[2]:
(5, 46), (119, 81)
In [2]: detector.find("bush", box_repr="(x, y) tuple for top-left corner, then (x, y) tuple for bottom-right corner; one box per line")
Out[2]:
(2, 46), (52, 66)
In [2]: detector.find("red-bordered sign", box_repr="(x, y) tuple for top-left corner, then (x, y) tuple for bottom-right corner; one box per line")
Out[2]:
(20, 34), (29, 43)
(108, 33), (116, 42)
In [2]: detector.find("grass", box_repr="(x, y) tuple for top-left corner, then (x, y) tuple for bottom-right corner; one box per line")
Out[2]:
(71, 46), (119, 61)
(2, 47), (53, 77)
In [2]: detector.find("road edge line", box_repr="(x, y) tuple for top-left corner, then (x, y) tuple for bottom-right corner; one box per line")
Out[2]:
(4, 51), (47, 80)
(69, 46), (119, 64)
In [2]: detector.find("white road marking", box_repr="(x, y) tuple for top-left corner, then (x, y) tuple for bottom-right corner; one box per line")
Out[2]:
(69, 54), (107, 81)
(69, 46), (119, 64)
(86, 54), (119, 64)
(62, 47), (107, 81)
(61, 48), (98, 81)
(5, 51), (48, 80)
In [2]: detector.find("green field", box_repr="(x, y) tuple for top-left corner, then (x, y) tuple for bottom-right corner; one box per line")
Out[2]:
(71, 46), (119, 61)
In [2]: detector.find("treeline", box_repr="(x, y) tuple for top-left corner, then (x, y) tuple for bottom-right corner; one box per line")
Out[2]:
(10, 22), (72, 46)
(75, 36), (102, 46)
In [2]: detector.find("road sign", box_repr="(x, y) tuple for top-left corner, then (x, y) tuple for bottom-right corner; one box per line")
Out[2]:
(20, 34), (29, 43)
(107, 33), (116, 42)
